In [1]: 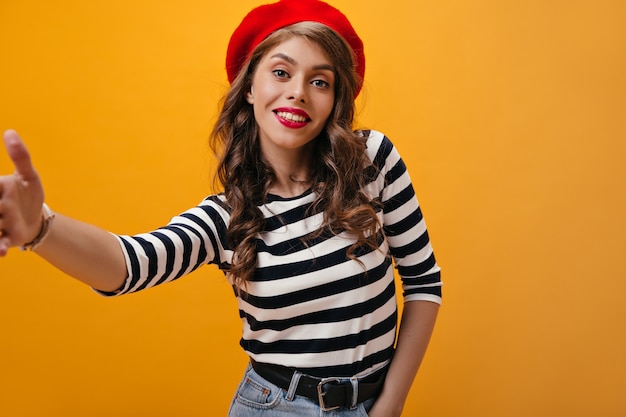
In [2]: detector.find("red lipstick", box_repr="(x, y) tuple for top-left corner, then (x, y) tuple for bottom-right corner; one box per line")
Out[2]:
(273, 107), (311, 129)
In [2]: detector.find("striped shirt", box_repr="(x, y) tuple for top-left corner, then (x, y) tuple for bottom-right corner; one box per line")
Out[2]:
(97, 130), (442, 378)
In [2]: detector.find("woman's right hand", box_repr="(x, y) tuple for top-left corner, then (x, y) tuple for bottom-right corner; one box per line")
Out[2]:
(0, 130), (45, 256)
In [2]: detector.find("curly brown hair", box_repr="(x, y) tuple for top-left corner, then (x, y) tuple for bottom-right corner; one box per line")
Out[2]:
(210, 22), (381, 291)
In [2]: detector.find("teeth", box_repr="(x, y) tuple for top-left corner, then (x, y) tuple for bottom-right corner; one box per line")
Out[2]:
(276, 111), (307, 122)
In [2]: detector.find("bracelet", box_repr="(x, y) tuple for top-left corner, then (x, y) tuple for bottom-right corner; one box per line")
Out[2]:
(21, 203), (55, 251)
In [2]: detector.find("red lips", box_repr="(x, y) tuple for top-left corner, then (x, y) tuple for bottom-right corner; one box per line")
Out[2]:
(273, 107), (311, 128)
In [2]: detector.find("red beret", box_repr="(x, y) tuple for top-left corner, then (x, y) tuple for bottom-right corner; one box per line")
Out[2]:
(226, 0), (365, 96)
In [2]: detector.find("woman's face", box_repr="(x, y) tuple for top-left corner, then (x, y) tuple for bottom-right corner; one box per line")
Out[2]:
(246, 36), (335, 161)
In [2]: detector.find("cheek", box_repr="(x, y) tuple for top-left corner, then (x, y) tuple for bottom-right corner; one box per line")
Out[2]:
(251, 102), (264, 124)
(250, 83), (278, 108)
(322, 96), (335, 120)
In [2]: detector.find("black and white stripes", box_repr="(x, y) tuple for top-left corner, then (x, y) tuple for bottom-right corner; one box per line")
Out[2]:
(98, 130), (441, 377)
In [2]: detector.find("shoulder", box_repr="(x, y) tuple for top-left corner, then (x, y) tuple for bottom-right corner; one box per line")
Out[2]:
(355, 129), (399, 168)
(198, 193), (231, 216)
(176, 193), (231, 225)
(356, 129), (386, 145)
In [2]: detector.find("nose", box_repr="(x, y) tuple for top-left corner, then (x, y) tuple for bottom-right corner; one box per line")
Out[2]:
(286, 77), (307, 103)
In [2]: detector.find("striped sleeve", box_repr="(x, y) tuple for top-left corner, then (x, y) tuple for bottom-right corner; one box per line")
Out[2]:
(366, 131), (442, 304)
(94, 196), (231, 296)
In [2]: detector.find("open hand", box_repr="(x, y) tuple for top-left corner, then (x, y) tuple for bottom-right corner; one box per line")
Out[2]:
(0, 130), (45, 256)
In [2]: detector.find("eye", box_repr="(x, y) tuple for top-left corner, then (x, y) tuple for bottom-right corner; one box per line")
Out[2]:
(311, 79), (331, 89)
(272, 69), (289, 79)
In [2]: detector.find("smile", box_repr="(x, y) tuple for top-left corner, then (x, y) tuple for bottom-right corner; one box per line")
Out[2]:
(275, 111), (309, 123)
(273, 107), (311, 128)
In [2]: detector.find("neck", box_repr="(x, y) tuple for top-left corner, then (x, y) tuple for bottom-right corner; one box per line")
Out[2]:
(263, 146), (314, 198)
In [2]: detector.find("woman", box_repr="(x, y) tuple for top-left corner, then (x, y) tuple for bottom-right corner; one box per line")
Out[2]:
(0, 1), (441, 415)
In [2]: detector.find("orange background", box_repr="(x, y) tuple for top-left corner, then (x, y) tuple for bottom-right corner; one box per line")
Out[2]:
(1, 1), (625, 416)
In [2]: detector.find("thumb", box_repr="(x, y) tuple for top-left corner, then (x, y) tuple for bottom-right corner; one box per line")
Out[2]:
(3, 129), (38, 182)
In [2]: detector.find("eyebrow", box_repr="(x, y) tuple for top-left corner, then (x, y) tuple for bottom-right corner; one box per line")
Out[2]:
(270, 53), (334, 72)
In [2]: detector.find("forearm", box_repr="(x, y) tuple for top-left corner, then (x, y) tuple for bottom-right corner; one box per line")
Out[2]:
(371, 300), (440, 416)
(33, 213), (127, 292)
(1, 131), (126, 291)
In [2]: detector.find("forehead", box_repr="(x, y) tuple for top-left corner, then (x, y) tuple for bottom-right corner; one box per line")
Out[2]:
(260, 36), (333, 67)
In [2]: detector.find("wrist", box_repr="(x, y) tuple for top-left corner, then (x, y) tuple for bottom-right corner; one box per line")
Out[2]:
(21, 203), (55, 251)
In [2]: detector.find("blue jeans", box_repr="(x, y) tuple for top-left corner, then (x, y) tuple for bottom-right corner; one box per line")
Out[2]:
(227, 364), (376, 416)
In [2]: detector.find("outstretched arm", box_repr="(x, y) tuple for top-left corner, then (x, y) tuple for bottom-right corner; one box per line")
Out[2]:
(0, 130), (126, 292)
(369, 300), (439, 417)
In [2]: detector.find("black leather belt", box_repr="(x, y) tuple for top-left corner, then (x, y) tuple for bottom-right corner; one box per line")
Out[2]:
(250, 360), (387, 411)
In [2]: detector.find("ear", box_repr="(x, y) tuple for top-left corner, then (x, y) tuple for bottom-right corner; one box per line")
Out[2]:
(246, 85), (254, 104)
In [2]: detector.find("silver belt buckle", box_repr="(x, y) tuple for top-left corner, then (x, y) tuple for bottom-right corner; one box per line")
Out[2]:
(317, 377), (342, 411)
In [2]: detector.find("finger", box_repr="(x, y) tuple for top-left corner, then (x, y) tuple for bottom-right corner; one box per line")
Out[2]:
(3, 130), (38, 182)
